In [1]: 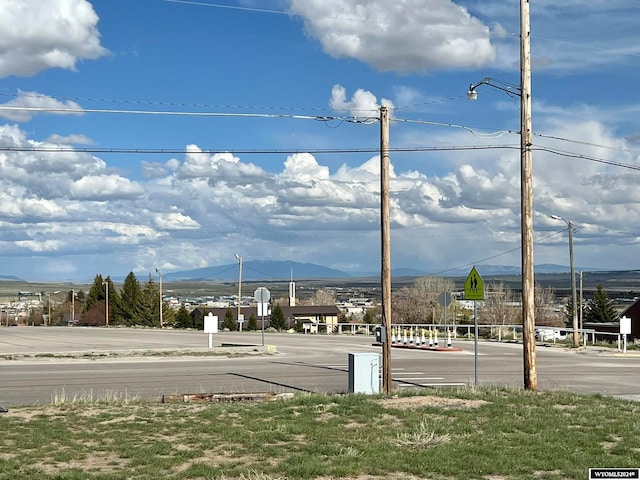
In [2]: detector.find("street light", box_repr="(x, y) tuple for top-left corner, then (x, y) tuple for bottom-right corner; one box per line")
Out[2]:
(466, 0), (536, 390)
(155, 268), (163, 328)
(235, 254), (243, 331)
(551, 215), (579, 347)
(102, 280), (109, 327)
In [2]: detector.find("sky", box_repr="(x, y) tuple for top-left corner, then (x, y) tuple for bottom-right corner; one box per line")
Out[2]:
(1, 0), (640, 283)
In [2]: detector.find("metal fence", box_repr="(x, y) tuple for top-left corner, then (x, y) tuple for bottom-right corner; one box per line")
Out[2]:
(315, 322), (631, 351)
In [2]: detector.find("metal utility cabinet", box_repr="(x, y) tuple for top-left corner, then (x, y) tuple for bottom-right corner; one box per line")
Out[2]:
(348, 352), (380, 394)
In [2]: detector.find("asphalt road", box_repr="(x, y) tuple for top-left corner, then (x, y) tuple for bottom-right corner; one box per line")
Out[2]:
(0, 327), (638, 406)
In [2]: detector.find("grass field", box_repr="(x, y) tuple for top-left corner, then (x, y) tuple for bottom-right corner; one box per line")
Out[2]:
(0, 387), (638, 480)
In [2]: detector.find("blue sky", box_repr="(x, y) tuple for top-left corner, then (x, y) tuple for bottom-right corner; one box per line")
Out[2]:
(1, 0), (640, 282)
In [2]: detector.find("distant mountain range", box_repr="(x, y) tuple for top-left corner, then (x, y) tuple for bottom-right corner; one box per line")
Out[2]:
(161, 260), (610, 282)
(164, 260), (350, 282)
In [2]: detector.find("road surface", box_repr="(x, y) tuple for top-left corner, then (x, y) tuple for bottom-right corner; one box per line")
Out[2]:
(0, 327), (638, 406)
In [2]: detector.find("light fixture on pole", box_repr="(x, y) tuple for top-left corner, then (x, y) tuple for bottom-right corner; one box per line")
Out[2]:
(466, 0), (536, 390)
(467, 77), (521, 101)
(155, 268), (163, 328)
(102, 280), (109, 327)
(550, 215), (579, 347)
(235, 254), (243, 331)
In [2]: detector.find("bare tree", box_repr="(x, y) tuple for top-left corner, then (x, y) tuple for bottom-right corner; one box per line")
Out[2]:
(308, 289), (336, 306)
(414, 275), (456, 324)
(392, 276), (456, 324)
(414, 276), (455, 304)
(480, 282), (516, 325)
(534, 284), (559, 326)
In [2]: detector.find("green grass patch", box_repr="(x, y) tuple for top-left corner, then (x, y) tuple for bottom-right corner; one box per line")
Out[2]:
(0, 388), (638, 479)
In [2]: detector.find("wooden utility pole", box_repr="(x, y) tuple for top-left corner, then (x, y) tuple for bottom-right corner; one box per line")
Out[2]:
(520, 0), (537, 390)
(380, 106), (392, 394)
(236, 255), (243, 330)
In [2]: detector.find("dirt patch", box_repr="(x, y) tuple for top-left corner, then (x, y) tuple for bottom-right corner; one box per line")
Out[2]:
(34, 452), (128, 475)
(377, 395), (488, 410)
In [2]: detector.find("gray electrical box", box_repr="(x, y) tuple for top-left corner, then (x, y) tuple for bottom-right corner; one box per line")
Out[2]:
(348, 352), (381, 394)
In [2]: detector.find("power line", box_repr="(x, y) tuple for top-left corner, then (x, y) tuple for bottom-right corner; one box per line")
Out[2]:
(0, 92), (337, 115)
(164, 0), (640, 60)
(3, 143), (640, 172)
(164, 0), (292, 16)
(0, 144), (519, 155)
(428, 230), (567, 278)
(0, 105), (354, 122)
(5, 92), (640, 157)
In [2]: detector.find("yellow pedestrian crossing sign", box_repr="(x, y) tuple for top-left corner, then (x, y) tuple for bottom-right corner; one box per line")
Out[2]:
(464, 266), (484, 300)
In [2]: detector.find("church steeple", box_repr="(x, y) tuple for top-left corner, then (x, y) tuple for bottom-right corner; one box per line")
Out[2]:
(289, 269), (296, 307)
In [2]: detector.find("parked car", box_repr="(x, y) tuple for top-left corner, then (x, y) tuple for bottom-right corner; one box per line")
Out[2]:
(535, 327), (567, 341)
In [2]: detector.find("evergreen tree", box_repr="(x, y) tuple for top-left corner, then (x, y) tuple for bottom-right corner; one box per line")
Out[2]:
(269, 303), (288, 331)
(584, 284), (618, 323)
(140, 275), (160, 327)
(247, 313), (258, 331)
(563, 296), (584, 328)
(120, 272), (143, 326)
(83, 274), (105, 313)
(174, 305), (192, 329)
(222, 308), (237, 331)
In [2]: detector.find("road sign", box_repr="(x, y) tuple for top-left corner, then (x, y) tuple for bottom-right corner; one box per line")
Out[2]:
(254, 287), (270, 303)
(437, 291), (452, 306)
(464, 266), (484, 300)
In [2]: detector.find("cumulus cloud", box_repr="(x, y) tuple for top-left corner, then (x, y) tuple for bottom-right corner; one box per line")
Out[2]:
(70, 175), (144, 200)
(0, 0), (108, 78)
(288, 0), (495, 73)
(1, 103), (640, 280)
(330, 85), (394, 119)
(153, 211), (201, 231)
(0, 90), (83, 121)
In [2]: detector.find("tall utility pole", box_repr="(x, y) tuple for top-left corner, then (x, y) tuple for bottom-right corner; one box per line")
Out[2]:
(520, 0), (537, 390)
(551, 215), (578, 347)
(380, 105), (392, 394)
(155, 268), (163, 328)
(568, 221), (578, 346)
(103, 280), (109, 327)
(235, 254), (243, 331)
(579, 271), (583, 331)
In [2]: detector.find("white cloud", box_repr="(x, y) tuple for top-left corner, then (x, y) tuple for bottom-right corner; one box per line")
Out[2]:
(153, 211), (200, 231)
(0, 0), (108, 78)
(330, 85), (394, 118)
(0, 90), (83, 121)
(1, 99), (640, 280)
(288, 0), (495, 73)
(280, 153), (330, 182)
(70, 174), (144, 200)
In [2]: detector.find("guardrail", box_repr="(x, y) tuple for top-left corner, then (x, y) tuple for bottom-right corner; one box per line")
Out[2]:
(314, 322), (631, 351)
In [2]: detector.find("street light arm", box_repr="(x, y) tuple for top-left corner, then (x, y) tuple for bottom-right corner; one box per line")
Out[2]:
(467, 77), (522, 100)
(550, 214), (575, 232)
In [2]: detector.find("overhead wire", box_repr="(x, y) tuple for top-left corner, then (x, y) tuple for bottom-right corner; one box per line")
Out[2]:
(5, 91), (640, 158)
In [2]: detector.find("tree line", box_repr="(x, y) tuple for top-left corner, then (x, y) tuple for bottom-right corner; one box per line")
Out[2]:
(390, 277), (620, 327)
(47, 272), (175, 328)
(44, 272), (620, 329)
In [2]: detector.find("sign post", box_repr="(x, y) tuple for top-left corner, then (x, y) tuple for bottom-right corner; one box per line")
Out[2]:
(203, 312), (218, 348)
(620, 316), (631, 354)
(254, 287), (271, 346)
(464, 266), (485, 386)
